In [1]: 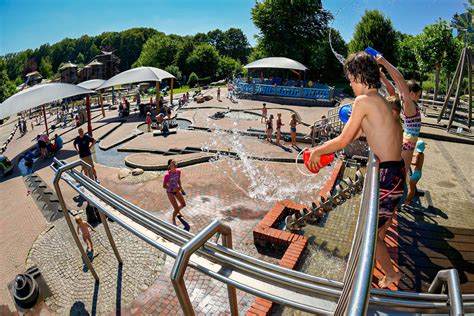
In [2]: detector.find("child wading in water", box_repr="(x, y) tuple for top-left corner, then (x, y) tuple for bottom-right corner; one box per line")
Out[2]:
(261, 103), (267, 123)
(307, 52), (404, 288)
(404, 140), (425, 206)
(289, 113), (299, 148)
(266, 114), (274, 143)
(146, 112), (152, 132)
(75, 215), (95, 252)
(276, 113), (284, 145)
(163, 159), (188, 230)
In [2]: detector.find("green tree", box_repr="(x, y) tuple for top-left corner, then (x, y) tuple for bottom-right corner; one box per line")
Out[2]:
(133, 34), (179, 68)
(0, 60), (16, 102)
(348, 10), (397, 63)
(222, 28), (250, 63)
(309, 28), (347, 83)
(218, 56), (242, 79)
(395, 34), (420, 80)
(165, 65), (183, 85)
(186, 44), (220, 78)
(39, 57), (53, 78)
(187, 72), (199, 87)
(76, 52), (85, 65)
(175, 37), (195, 77)
(251, 0), (332, 66)
(414, 19), (454, 100)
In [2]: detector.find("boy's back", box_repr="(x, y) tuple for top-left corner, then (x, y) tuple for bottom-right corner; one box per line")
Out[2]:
(355, 93), (402, 163)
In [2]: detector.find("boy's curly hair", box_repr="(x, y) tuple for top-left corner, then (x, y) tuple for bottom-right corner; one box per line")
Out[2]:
(344, 52), (381, 89)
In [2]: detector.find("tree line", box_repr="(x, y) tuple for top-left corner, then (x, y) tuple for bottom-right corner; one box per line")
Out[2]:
(0, 0), (464, 103)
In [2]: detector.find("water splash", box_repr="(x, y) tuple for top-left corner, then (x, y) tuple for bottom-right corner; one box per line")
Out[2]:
(202, 116), (330, 205)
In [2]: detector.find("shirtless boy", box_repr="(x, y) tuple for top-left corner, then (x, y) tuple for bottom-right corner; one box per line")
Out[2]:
(307, 52), (405, 288)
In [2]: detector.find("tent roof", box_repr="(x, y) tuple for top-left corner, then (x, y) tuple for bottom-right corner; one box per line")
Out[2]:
(0, 83), (92, 119)
(98, 66), (175, 90)
(244, 57), (308, 71)
(77, 79), (106, 90)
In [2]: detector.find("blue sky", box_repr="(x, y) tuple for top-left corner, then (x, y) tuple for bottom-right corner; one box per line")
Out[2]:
(0, 0), (465, 55)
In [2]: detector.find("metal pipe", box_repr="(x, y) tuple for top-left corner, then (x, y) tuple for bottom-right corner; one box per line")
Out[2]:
(98, 210), (123, 264)
(170, 219), (237, 315)
(428, 269), (464, 315)
(52, 159), (99, 281)
(51, 159), (474, 314)
(337, 151), (379, 315)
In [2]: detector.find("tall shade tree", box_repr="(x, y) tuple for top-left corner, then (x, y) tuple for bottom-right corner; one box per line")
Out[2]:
(395, 33), (420, 81)
(222, 28), (251, 63)
(133, 34), (179, 68)
(39, 57), (53, 78)
(414, 19), (454, 100)
(186, 44), (220, 78)
(309, 28), (347, 83)
(175, 37), (196, 77)
(0, 60), (16, 102)
(251, 0), (332, 66)
(348, 10), (397, 63)
(217, 56), (242, 79)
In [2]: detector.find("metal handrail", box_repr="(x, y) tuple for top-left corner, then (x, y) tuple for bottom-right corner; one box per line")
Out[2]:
(428, 269), (464, 315)
(50, 159), (474, 314)
(335, 151), (379, 315)
(170, 219), (237, 315)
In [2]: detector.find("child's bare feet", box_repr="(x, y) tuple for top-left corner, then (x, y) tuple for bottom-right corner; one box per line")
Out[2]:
(378, 272), (400, 288)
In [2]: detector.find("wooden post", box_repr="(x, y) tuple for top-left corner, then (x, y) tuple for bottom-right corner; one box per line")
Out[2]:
(170, 78), (174, 105)
(468, 48), (473, 129)
(86, 95), (93, 137)
(99, 92), (105, 118)
(447, 49), (467, 130)
(156, 81), (160, 113)
(274, 83), (277, 96)
(438, 48), (465, 123)
(42, 105), (49, 136)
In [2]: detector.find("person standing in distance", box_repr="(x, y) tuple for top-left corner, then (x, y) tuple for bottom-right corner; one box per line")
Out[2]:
(74, 128), (99, 183)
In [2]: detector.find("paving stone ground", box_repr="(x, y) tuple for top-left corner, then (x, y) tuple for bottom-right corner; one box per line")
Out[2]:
(26, 216), (166, 315)
(1, 89), (473, 314)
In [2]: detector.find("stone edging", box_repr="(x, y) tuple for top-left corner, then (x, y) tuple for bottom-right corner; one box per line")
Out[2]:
(247, 160), (343, 315)
(99, 129), (144, 151)
(124, 153), (215, 171)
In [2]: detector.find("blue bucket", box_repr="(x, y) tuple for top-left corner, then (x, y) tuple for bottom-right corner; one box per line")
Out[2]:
(338, 104), (352, 124)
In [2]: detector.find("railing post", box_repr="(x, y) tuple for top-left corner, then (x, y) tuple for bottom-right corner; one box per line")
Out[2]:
(428, 269), (464, 315)
(170, 219), (237, 316)
(52, 159), (100, 281)
(274, 83), (277, 96)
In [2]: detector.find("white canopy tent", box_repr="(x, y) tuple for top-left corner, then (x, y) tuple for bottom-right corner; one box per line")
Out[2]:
(77, 79), (106, 90)
(98, 66), (175, 89)
(0, 83), (92, 136)
(78, 79), (107, 118)
(244, 57), (308, 71)
(0, 83), (92, 120)
(98, 67), (176, 110)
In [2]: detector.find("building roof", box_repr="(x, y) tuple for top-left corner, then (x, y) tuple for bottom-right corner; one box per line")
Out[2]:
(59, 61), (78, 70)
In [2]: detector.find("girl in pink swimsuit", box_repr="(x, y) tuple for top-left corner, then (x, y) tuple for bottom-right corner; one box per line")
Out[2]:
(163, 159), (187, 226)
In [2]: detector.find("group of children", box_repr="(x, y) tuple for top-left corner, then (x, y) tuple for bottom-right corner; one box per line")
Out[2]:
(73, 53), (425, 288)
(261, 103), (300, 148)
(306, 51), (424, 288)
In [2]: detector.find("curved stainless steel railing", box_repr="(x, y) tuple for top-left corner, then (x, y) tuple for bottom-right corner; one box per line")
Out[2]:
(335, 151), (379, 315)
(51, 158), (474, 314)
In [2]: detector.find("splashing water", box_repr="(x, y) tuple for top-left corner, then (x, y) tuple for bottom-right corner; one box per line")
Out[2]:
(202, 117), (330, 205)
(328, 3), (390, 97)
